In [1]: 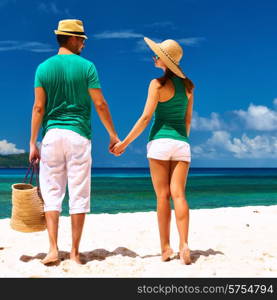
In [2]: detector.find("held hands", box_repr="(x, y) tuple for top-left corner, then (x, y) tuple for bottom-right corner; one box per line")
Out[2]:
(109, 135), (125, 156)
(108, 134), (127, 156)
(112, 141), (127, 156)
(109, 135), (120, 154)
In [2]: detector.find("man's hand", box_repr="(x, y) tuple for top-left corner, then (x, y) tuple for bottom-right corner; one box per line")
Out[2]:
(29, 143), (40, 164)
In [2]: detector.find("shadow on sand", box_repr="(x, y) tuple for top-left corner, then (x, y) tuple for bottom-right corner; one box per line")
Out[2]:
(20, 247), (223, 266)
(20, 246), (160, 266)
(189, 248), (224, 263)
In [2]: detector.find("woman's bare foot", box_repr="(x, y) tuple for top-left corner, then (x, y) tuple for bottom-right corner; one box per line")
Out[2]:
(41, 250), (59, 265)
(179, 245), (191, 265)
(161, 247), (174, 262)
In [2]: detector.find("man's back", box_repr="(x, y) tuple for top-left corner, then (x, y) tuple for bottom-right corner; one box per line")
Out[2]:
(35, 54), (101, 139)
(29, 19), (120, 266)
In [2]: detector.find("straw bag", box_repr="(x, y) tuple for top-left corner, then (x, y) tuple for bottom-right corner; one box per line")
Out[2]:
(10, 162), (46, 232)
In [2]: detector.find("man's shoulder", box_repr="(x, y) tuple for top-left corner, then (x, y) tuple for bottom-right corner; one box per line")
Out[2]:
(36, 55), (58, 69)
(76, 55), (95, 67)
(36, 55), (96, 73)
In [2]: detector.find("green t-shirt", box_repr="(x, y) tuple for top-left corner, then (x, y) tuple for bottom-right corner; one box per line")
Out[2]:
(34, 54), (101, 140)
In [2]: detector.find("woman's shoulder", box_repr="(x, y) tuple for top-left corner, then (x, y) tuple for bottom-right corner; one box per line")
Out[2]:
(149, 78), (162, 89)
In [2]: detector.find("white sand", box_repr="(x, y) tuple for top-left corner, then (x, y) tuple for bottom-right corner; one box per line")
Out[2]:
(0, 205), (277, 278)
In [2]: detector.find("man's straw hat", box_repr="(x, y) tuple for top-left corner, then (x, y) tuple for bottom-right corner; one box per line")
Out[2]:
(54, 19), (88, 39)
(144, 37), (186, 79)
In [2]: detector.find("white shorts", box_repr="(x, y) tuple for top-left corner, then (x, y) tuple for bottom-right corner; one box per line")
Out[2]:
(39, 128), (92, 214)
(147, 138), (191, 162)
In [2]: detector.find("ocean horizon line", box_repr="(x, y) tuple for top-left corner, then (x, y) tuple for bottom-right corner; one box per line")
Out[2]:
(1, 166), (277, 169)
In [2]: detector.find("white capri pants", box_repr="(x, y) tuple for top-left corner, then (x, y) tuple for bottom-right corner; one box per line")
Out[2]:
(39, 128), (92, 214)
(147, 138), (191, 162)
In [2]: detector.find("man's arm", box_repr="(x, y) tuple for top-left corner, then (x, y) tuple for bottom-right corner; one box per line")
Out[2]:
(88, 88), (119, 152)
(29, 87), (46, 163)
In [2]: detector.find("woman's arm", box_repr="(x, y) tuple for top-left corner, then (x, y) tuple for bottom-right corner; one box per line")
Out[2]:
(185, 90), (194, 137)
(112, 79), (160, 154)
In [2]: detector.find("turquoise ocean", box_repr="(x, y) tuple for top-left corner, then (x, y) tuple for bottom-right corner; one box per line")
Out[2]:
(1, 168), (277, 219)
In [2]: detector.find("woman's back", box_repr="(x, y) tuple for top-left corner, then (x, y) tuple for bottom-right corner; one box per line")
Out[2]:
(148, 76), (189, 142)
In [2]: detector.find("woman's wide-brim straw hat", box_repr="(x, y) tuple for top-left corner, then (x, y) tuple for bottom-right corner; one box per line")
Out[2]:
(144, 37), (186, 79)
(54, 19), (88, 39)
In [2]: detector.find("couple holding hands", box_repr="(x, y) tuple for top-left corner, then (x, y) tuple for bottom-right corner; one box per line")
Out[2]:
(29, 19), (194, 266)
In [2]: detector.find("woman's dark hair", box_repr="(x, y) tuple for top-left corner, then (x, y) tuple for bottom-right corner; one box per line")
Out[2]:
(56, 34), (71, 47)
(157, 68), (195, 94)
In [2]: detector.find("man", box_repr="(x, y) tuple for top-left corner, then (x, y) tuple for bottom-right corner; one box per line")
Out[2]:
(29, 19), (120, 265)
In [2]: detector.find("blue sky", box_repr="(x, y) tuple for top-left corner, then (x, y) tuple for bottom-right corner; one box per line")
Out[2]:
(1, 0), (277, 167)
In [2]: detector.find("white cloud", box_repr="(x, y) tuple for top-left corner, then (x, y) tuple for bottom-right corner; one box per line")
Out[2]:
(94, 30), (144, 39)
(192, 131), (232, 158)
(128, 144), (145, 155)
(93, 30), (205, 48)
(178, 37), (205, 46)
(0, 40), (54, 52)
(134, 40), (149, 52)
(38, 2), (47, 11)
(192, 131), (277, 159)
(38, 2), (70, 15)
(191, 145), (206, 156)
(234, 102), (277, 130)
(206, 131), (243, 156)
(144, 21), (177, 30)
(0, 140), (25, 155)
(192, 112), (223, 131)
(50, 2), (59, 14)
(134, 38), (163, 53)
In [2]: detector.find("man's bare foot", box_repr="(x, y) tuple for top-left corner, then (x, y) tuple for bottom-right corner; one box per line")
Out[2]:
(70, 253), (83, 265)
(161, 248), (174, 262)
(179, 246), (191, 265)
(41, 250), (59, 265)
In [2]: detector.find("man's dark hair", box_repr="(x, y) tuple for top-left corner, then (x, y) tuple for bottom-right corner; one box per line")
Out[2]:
(56, 34), (71, 47)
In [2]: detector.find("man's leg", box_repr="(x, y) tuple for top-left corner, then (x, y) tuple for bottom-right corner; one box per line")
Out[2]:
(65, 130), (92, 264)
(39, 129), (67, 265)
(70, 213), (86, 263)
(41, 211), (60, 264)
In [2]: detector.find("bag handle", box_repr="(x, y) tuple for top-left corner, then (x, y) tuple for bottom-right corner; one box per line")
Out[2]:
(23, 161), (42, 199)
(33, 163), (42, 199)
(23, 161), (34, 184)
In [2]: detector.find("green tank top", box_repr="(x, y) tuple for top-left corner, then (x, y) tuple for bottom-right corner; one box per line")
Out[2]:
(148, 76), (189, 143)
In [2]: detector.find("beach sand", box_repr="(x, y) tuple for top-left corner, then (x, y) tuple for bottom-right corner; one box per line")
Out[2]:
(0, 205), (277, 278)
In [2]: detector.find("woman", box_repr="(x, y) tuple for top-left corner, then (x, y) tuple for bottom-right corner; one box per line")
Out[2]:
(112, 37), (194, 264)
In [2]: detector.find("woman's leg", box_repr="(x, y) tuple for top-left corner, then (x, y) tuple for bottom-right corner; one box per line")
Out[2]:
(169, 161), (191, 264)
(148, 158), (173, 261)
